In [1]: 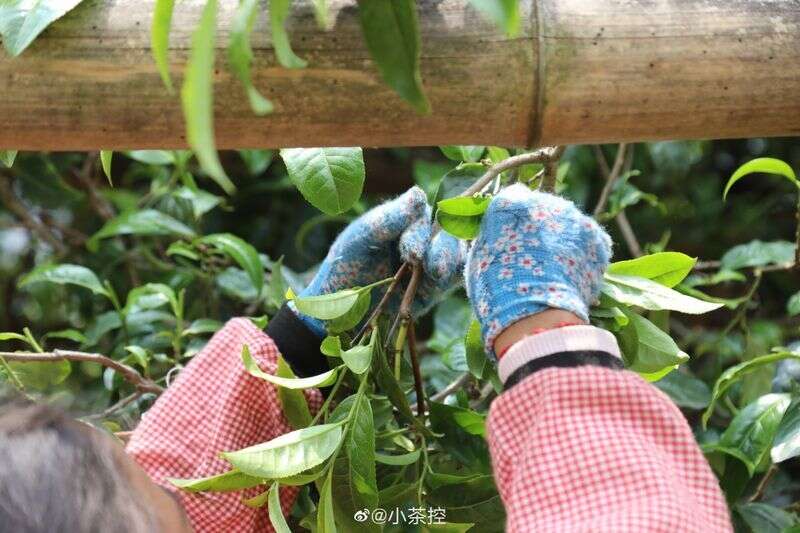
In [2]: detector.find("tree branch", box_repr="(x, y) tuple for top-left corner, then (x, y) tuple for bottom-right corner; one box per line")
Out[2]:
(593, 143), (628, 217)
(0, 178), (67, 254)
(0, 350), (163, 394)
(540, 146), (567, 193)
(461, 146), (564, 198)
(354, 262), (408, 343)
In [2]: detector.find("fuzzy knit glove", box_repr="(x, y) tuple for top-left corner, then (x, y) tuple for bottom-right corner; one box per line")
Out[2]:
(296, 186), (467, 336)
(466, 184), (613, 355)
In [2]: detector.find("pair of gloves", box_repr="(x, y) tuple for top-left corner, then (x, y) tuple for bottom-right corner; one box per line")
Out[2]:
(296, 184), (612, 356)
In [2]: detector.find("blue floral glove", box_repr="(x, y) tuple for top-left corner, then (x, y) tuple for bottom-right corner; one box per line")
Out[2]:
(296, 187), (467, 336)
(466, 184), (613, 355)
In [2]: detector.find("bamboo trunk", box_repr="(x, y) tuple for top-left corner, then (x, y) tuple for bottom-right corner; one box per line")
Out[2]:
(1, 0), (798, 150)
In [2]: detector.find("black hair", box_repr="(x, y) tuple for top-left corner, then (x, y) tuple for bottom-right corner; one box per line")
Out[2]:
(0, 387), (159, 533)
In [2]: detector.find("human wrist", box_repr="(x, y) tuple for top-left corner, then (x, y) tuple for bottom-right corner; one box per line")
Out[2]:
(493, 309), (586, 356)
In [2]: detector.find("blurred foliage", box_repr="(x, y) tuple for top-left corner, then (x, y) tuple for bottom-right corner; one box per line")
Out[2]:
(1, 138), (800, 530)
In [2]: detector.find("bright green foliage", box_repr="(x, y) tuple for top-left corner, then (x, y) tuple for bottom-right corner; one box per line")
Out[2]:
(169, 469), (263, 492)
(280, 148), (365, 215)
(724, 157), (798, 199)
(358, 0), (430, 114)
(0, 139), (799, 531)
(440, 146), (486, 163)
(99, 151), (113, 185)
(267, 482), (292, 532)
(1, 150), (18, 167)
(181, 0), (234, 194)
(151, 0), (176, 92)
(229, 0), (273, 115)
(270, 0), (307, 69)
(467, 0), (520, 37)
(0, 0), (84, 56)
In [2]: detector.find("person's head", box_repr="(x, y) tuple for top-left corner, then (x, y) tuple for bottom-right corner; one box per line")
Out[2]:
(0, 388), (191, 533)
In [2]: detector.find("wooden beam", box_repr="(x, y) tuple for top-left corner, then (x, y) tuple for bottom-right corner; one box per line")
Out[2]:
(1, 0), (798, 150)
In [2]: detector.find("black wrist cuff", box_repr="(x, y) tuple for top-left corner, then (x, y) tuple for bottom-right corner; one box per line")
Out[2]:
(504, 350), (623, 390)
(266, 303), (329, 379)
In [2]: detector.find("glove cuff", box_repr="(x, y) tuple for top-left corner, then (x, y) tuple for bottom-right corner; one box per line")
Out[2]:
(498, 325), (621, 384)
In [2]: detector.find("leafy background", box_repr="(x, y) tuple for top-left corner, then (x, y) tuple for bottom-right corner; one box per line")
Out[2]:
(3, 0), (800, 531)
(1, 139), (800, 532)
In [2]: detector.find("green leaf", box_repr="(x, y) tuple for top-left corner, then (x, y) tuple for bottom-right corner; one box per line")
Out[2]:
(702, 352), (800, 427)
(602, 273), (723, 314)
(434, 163), (486, 205)
(0, 150), (17, 167)
(440, 146), (486, 163)
(229, 0), (273, 115)
(372, 328), (428, 433)
(437, 196), (491, 216)
(724, 157), (798, 200)
(169, 469), (263, 492)
(199, 233), (264, 295)
(267, 482), (292, 533)
(721, 240), (796, 270)
(99, 151), (113, 185)
(320, 336), (342, 357)
(269, 256), (287, 308)
(125, 283), (180, 316)
(736, 502), (798, 533)
(151, 0), (176, 92)
(653, 370), (711, 410)
(88, 209), (196, 250)
(788, 292), (800, 317)
(173, 186), (222, 219)
(125, 345), (150, 371)
(242, 345), (338, 389)
(704, 393), (791, 475)
(340, 329), (376, 375)
(275, 355), (312, 429)
(468, 0), (519, 36)
(0, 0), (85, 56)
(618, 310), (689, 375)
(222, 422), (343, 478)
(331, 392), (378, 530)
(326, 288), (370, 333)
(465, 318), (487, 379)
(8, 358), (71, 390)
(293, 288), (362, 320)
(181, 0), (234, 194)
(317, 469), (337, 533)
(423, 524), (475, 533)
(375, 449), (421, 466)
(436, 211), (482, 240)
(19, 264), (108, 297)
(42, 329), (87, 344)
(357, 0), (430, 114)
(125, 150), (175, 165)
(270, 0), (307, 69)
(429, 402), (491, 470)
(281, 147), (365, 215)
(311, 0), (328, 28)
(772, 397), (800, 463)
(608, 252), (696, 288)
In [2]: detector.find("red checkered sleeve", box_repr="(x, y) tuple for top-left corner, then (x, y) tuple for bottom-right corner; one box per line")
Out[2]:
(487, 365), (732, 532)
(126, 318), (322, 533)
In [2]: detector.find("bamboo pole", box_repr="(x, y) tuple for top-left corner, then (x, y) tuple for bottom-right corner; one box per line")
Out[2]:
(0, 0), (798, 150)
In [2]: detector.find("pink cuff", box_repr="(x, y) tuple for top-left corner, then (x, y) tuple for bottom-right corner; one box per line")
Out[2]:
(498, 325), (621, 384)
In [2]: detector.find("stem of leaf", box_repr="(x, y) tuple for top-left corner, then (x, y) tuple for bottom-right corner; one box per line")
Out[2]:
(310, 368), (348, 426)
(104, 281), (129, 343)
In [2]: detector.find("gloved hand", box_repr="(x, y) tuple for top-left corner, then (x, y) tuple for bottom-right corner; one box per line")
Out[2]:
(466, 184), (613, 356)
(296, 187), (467, 336)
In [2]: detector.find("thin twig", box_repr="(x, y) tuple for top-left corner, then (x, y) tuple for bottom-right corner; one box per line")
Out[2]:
(615, 211), (643, 257)
(461, 146), (564, 198)
(354, 262), (408, 343)
(593, 143), (628, 217)
(0, 350), (163, 394)
(429, 372), (471, 403)
(407, 321), (426, 418)
(0, 178), (67, 254)
(749, 464), (778, 502)
(84, 391), (143, 420)
(540, 146), (567, 193)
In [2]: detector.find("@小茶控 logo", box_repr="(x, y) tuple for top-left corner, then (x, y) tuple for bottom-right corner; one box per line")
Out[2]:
(353, 507), (447, 525)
